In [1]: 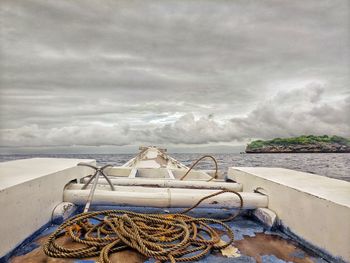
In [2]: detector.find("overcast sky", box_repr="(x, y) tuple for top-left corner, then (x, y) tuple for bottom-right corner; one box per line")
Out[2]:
(0, 0), (349, 153)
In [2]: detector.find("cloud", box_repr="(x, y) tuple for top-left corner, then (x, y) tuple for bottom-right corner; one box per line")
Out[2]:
(150, 83), (350, 144)
(1, 83), (349, 147)
(229, 84), (350, 139)
(0, 0), (349, 151)
(0, 124), (132, 147)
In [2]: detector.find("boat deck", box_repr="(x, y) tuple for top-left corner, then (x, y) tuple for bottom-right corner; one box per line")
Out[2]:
(2, 148), (348, 262)
(9, 206), (328, 263)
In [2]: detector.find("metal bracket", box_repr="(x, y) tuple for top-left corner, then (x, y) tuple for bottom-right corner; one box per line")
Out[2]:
(78, 163), (115, 212)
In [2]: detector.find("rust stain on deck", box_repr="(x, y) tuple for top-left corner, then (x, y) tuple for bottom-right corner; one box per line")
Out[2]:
(10, 234), (146, 263)
(234, 233), (316, 263)
(10, 228), (323, 263)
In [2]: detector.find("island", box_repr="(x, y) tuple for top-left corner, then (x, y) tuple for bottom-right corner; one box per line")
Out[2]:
(245, 135), (350, 153)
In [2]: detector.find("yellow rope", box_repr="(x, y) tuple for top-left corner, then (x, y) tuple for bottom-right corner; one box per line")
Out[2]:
(43, 190), (243, 263)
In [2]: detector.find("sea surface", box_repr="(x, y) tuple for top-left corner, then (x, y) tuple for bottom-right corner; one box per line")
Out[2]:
(1, 153), (349, 182)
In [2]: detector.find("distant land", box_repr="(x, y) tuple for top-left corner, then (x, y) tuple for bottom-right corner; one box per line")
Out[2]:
(246, 135), (350, 153)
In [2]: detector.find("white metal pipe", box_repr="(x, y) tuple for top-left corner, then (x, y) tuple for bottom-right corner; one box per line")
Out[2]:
(81, 177), (242, 191)
(63, 188), (267, 209)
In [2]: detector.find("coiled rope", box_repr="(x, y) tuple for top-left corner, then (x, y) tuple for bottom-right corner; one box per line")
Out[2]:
(43, 190), (243, 263)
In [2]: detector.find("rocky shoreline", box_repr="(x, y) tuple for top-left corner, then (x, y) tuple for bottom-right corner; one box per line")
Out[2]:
(246, 142), (350, 153)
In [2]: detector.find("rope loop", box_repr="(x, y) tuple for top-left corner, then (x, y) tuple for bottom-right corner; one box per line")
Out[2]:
(44, 190), (243, 262)
(180, 155), (218, 182)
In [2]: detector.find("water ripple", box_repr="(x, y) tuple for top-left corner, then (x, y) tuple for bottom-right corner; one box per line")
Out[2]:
(0, 153), (349, 182)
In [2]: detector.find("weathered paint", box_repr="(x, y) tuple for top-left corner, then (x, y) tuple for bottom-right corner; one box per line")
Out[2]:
(7, 206), (330, 263)
(228, 167), (350, 262)
(0, 158), (95, 258)
(277, 221), (346, 263)
(234, 233), (328, 263)
(52, 202), (78, 224)
(10, 234), (145, 263)
(1, 149), (346, 262)
(0, 222), (52, 263)
(252, 208), (277, 229)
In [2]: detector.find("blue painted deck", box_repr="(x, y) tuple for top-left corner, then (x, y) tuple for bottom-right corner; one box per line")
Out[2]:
(6, 206), (330, 263)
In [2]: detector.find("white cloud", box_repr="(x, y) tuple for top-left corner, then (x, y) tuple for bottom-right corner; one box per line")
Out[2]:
(0, 0), (349, 151)
(1, 83), (348, 148)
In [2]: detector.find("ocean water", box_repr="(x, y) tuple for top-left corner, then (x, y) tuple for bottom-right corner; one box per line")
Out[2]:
(1, 153), (349, 182)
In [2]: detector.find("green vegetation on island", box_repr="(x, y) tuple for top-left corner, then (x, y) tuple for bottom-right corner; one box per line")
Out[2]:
(246, 135), (350, 153)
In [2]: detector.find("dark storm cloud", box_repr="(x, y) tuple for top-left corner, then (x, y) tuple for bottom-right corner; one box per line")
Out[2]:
(0, 0), (349, 150)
